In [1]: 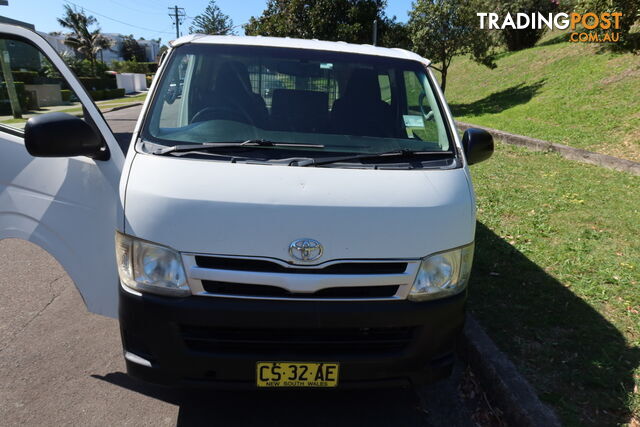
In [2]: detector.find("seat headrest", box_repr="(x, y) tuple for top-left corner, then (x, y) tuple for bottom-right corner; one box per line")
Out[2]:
(215, 61), (253, 95)
(344, 68), (381, 102)
(271, 89), (328, 115)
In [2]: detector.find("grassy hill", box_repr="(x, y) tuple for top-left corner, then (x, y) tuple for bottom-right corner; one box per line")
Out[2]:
(470, 144), (639, 426)
(438, 33), (640, 425)
(443, 32), (640, 162)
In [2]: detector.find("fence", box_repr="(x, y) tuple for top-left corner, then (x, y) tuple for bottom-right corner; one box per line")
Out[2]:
(247, 65), (339, 109)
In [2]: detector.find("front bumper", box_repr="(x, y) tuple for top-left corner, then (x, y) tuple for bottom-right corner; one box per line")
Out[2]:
(119, 284), (466, 389)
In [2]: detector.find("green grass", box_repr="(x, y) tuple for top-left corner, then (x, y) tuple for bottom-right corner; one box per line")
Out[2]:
(0, 117), (26, 124)
(95, 92), (148, 105)
(0, 93), (147, 125)
(443, 32), (640, 162)
(469, 142), (640, 426)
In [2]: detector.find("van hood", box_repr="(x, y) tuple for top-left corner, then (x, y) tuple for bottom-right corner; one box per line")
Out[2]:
(123, 154), (475, 262)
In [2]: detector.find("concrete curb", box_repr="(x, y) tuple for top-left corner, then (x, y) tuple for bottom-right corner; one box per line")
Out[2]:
(457, 121), (640, 176)
(100, 102), (144, 114)
(460, 315), (562, 427)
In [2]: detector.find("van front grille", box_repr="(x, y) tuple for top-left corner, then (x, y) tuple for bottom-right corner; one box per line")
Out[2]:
(180, 325), (416, 355)
(201, 280), (399, 299)
(194, 256), (407, 275)
(185, 254), (420, 301)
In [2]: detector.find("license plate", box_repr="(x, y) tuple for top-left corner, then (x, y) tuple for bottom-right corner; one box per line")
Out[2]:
(256, 362), (339, 388)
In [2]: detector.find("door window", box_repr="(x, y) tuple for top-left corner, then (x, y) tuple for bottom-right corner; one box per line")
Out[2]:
(0, 38), (87, 134)
(378, 73), (391, 105)
(402, 70), (447, 146)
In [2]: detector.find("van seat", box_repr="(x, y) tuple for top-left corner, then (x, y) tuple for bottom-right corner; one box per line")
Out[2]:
(270, 89), (329, 133)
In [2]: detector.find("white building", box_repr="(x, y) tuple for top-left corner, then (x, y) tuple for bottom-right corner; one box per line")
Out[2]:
(39, 31), (160, 64)
(37, 32), (76, 57)
(139, 39), (161, 62)
(99, 33), (160, 63)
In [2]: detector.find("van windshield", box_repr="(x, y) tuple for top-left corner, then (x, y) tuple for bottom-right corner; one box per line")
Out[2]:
(142, 44), (453, 161)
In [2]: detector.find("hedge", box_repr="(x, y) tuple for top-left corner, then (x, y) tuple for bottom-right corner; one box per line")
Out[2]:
(110, 60), (158, 74)
(6, 71), (69, 86)
(79, 76), (117, 91)
(142, 62), (158, 73)
(89, 89), (105, 101)
(10, 71), (38, 84)
(89, 87), (125, 101)
(0, 81), (35, 115)
(61, 89), (73, 102)
(106, 88), (125, 99)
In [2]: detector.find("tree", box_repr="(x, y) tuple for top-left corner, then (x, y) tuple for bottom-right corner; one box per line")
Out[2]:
(576, 0), (640, 51)
(120, 35), (146, 62)
(158, 45), (169, 58)
(189, 0), (235, 35)
(244, 0), (401, 46)
(409, 0), (497, 92)
(494, 0), (561, 51)
(57, 5), (111, 76)
(379, 17), (411, 49)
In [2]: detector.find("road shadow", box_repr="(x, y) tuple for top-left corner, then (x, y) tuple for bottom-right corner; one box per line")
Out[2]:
(91, 372), (434, 426)
(470, 222), (640, 425)
(110, 130), (133, 152)
(89, 222), (639, 424)
(449, 80), (545, 117)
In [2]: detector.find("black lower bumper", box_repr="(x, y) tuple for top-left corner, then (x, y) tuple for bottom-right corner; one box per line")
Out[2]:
(119, 285), (466, 389)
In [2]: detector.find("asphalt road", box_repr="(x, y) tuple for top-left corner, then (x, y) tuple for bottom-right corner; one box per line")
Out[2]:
(0, 105), (474, 426)
(105, 104), (143, 151)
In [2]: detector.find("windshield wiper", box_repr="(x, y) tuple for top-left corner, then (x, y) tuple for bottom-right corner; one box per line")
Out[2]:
(295, 149), (453, 166)
(152, 139), (325, 155)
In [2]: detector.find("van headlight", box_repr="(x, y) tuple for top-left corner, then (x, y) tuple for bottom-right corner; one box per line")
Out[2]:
(115, 232), (190, 297)
(408, 243), (474, 301)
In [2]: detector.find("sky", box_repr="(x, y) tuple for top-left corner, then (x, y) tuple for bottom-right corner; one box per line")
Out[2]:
(1, 0), (414, 44)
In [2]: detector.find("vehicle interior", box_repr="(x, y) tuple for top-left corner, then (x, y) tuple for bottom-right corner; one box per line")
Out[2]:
(147, 45), (450, 154)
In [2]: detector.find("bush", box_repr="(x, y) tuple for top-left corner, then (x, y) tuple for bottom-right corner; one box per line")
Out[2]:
(576, 0), (640, 51)
(79, 77), (100, 90)
(8, 71), (61, 86)
(111, 60), (157, 74)
(89, 89), (105, 101)
(120, 36), (146, 62)
(0, 81), (32, 114)
(142, 62), (158, 73)
(61, 89), (73, 102)
(79, 76), (116, 91)
(63, 57), (109, 78)
(89, 88), (126, 101)
(105, 88), (125, 99)
(494, 0), (561, 51)
(10, 71), (38, 84)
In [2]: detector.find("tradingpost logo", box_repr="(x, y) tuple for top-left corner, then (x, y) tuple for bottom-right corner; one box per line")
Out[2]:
(477, 11), (623, 43)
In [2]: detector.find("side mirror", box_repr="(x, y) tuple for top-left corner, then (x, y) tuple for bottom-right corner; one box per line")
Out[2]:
(165, 82), (178, 104)
(25, 112), (108, 160)
(461, 128), (493, 165)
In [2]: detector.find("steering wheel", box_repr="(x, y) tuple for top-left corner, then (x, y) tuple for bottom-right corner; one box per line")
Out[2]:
(418, 91), (435, 121)
(191, 106), (253, 124)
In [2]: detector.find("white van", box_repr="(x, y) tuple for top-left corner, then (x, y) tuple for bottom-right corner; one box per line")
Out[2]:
(0, 25), (493, 388)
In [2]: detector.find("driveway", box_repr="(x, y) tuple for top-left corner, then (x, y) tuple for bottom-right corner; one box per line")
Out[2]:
(0, 105), (475, 426)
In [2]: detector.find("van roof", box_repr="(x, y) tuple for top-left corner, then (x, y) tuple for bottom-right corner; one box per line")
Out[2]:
(170, 34), (430, 65)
